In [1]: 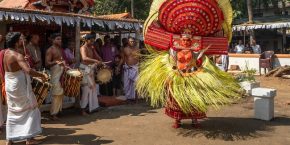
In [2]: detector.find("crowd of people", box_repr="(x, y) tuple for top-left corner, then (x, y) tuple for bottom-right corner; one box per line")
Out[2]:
(232, 39), (262, 54)
(0, 31), (140, 145)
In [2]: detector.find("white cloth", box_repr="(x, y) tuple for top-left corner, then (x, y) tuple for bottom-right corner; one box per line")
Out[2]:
(5, 70), (41, 141)
(79, 64), (99, 112)
(252, 44), (261, 54)
(0, 95), (4, 128)
(123, 64), (138, 100)
(216, 55), (229, 71)
(235, 45), (244, 54)
(50, 64), (64, 115)
(50, 64), (64, 96)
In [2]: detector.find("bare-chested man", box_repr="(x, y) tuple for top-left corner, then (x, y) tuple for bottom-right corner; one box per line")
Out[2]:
(122, 37), (139, 102)
(79, 33), (103, 116)
(45, 33), (66, 120)
(1, 32), (47, 145)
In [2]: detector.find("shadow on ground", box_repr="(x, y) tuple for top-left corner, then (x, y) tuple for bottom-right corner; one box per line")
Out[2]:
(177, 117), (290, 141)
(42, 100), (158, 126)
(41, 127), (113, 145)
(0, 127), (113, 145)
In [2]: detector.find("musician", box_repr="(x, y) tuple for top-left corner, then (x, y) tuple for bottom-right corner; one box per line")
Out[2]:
(80, 33), (103, 116)
(26, 34), (42, 70)
(1, 32), (47, 145)
(122, 37), (139, 103)
(45, 33), (66, 120)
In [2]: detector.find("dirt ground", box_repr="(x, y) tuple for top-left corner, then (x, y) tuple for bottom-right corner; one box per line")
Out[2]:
(0, 76), (290, 145)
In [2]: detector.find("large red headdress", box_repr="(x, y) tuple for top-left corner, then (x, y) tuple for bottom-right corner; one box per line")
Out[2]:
(144, 0), (232, 55)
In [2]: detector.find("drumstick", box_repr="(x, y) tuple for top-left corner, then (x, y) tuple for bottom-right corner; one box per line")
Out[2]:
(103, 61), (112, 64)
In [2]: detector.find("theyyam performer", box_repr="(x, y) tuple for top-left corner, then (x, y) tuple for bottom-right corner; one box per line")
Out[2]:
(137, 0), (242, 128)
(0, 32), (47, 145)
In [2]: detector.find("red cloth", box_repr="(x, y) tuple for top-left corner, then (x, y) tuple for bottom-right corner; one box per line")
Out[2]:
(24, 48), (35, 68)
(165, 95), (206, 121)
(0, 50), (6, 105)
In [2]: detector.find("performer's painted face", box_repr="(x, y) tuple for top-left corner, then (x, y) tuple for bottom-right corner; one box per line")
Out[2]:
(181, 37), (192, 48)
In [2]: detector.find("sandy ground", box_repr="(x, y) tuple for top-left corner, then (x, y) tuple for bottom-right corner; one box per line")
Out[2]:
(0, 77), (290, 145)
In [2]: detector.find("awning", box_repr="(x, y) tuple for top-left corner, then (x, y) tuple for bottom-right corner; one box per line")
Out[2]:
(0, 7), (143, 31)
(233, 22), (290, 31)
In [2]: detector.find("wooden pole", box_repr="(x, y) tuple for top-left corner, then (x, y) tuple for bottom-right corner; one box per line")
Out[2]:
(131, 0), (134, 18)
(75, 23), (81, 66)
(283, 27), (287, 53)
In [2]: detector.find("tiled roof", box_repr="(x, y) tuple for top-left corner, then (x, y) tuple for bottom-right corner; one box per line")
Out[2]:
(98, 13), (132, 19)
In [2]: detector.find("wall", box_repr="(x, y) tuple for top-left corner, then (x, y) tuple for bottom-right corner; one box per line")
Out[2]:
(228, 54), (290, 74)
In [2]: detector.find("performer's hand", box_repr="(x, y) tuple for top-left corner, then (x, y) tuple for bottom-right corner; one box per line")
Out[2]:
(24, 55), (30, 61)
(40, 73), (49, 82)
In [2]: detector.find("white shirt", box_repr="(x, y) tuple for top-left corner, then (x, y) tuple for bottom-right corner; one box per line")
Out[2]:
(235, 44), (244, 53)
(252, 44), (261, 54)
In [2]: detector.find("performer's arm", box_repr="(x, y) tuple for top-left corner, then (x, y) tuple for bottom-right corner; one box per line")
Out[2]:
(93, 49), (103, 61)
(45, 49), (57, 68)
(119, 48), (125, 67)
(80, 46), (101, 64)
(17, 53), (47, 79)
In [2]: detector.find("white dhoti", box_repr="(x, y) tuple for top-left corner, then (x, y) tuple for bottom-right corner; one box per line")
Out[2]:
(123, 64), (138, 100)
(80, 64), (99, 112)
(0, 95), (4, 128)
(5, 70), (41, 141)
(216, 55), (229, 71)
(50, 64), (64, 115)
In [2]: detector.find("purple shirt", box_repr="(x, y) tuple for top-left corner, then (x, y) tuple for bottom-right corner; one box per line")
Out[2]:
(101, 43), (118, 67)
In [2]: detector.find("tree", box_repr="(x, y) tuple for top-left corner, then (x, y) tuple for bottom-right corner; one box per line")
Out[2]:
(93, 0), (151, 20)
(247, 0), (254, 24)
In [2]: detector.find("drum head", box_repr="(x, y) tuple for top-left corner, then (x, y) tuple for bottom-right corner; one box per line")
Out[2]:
(67, 69), (82, 76)
(97, 69), (112, 84)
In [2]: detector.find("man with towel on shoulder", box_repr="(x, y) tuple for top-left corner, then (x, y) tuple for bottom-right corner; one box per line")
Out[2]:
(0, 32), (48, 145)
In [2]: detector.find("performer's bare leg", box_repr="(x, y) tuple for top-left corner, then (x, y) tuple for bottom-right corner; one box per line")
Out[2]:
(192, 118), (201, 128)
(173, 119), (181, 128)
(6, 140), (12, 145)
(50, 114), (59, 121)
(81, 109), (89, 116)
(26, 138), (42, 145)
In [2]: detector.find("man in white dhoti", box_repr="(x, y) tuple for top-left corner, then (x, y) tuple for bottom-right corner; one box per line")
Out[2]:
(45, 33), (66, 120)
(122, 37), (140, 103)
(215, 55), (229, 72)
(80, 33), (103, 116)
(1, 32), (47, 145)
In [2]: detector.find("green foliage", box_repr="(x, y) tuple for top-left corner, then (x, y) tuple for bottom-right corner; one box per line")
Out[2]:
(236, 61), (257, 82)
(231, 0), (283, 20)
(93, 0), (151, 20)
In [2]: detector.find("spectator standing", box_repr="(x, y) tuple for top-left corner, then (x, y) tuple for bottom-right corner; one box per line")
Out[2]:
(63, 40), (76, 68)
(100, 35), (118, 96)
(26, 34), (42, 70)
(112, 55), (122, 96)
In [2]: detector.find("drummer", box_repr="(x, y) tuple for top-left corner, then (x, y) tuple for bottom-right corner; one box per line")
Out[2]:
(45, 33), (66, 120)
(79, 33), (103, 116)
